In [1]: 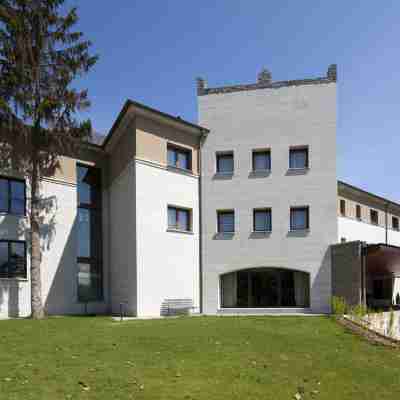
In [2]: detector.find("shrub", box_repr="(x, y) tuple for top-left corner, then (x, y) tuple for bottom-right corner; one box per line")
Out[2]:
(331, 296), (347, 315)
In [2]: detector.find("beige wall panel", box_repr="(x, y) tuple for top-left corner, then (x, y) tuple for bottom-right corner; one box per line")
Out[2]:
(136, 116), (200, 175)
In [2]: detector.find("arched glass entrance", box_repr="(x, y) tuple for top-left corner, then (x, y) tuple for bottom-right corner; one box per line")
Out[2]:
(220, 268), (310, 308)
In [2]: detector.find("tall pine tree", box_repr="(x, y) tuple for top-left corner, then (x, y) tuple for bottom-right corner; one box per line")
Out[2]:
(0, 0), (98, 318)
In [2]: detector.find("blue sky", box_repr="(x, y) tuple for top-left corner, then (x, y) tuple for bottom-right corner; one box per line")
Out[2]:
(69, 1), (400, 201)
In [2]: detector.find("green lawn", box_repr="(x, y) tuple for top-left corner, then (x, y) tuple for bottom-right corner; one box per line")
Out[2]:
(0, 316), (399, 399)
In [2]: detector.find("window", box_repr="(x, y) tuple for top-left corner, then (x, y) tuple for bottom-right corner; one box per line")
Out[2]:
(393, 217), (399, 231)
(167, 145), (192, 171)
(340, 199), (346, 216)
(289, 147), (309, 169)
(356, 205), (362, 220)
(373, 278), (392, 300)
(0, 177), (26, 215)
(77, 165), (103, 302)
(290, 207), (309, 231)
(253, 209), (272, 232)
(252, 150), (271, 171)
(370, 209), (379, 225)
(0, 240), (26, 279)
(168, 206), (192, 232)
(217, 210), (235, 233)
(216, 152), (234, 174)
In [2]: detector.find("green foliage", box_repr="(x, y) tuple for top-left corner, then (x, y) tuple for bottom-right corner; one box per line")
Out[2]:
(349, 303), (369, 319)
(0, 0), (98, 171)
(331, 296), (348, 315)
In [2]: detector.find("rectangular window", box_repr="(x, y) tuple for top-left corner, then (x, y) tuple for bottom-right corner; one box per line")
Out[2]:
(393, 217), (399, 231)
(217, 210), (235, 233)
(356, 204), (362, 220)
(0, 177), (26, 215)
(289, 147), (309, 169)
(216, 152), (234, 174)
(167, 206), (192, 232)
(0, 240), (26, 279)
(167, 145), (192, 171)
(290, 207), (309, 231)
(340, 199), (346, 216)
(370, 209), (379, 225)
(77, 165), (103, 302)
(253, 208), (272, 232)
(252, 150), (271, 171)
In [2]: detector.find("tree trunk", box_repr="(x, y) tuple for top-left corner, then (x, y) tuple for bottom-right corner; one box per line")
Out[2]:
(30, 154), (45, 319)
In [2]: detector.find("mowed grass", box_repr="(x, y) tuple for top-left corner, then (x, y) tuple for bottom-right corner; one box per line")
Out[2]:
(0, 316), (399, 399)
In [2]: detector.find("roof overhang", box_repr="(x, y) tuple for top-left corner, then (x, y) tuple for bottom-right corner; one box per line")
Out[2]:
(103, 99), (209, 151)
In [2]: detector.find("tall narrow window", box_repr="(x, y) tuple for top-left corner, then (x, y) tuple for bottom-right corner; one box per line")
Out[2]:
(289, 147), (309, 169)
(252, 150), (271, 171)
(77, 165), (103, 302)
(356, 205), (362, 220)
(393, 217), (399, 231)
(216, 152), (234, 174)
(167, 145), (192, 171)
(168, 206), (192, 232)
(340, 199), (346, 216)
(290, 207), (309, 231)
(253, 209), (272, 232)
(370, 209), (379, 225)
(0, 177), (26, 215)
(217, 210), (235, 233)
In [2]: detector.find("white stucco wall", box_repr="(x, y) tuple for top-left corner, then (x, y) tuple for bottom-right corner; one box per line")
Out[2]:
(135, 160), (200, 317)
(338, 216), (400, 246)
(199, 82), (337, 314)
(0, 212), (30, 318)
(0, 176), (109, 318)
(108, 161), (137, 315)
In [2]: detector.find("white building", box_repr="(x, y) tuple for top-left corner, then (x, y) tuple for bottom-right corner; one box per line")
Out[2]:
(1, 65), (400, 318)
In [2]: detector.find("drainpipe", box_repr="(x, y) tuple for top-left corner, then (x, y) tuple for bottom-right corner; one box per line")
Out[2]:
(385, 202), (389, 245)
(198, 129), (208, 314)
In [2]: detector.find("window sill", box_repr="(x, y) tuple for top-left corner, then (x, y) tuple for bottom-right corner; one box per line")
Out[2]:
(287, 229), (310, 237)
(213, 232), (235, 240)
(213, 172), (234, 180)
(286, 168), (309, 176)
(249, 170), (271, 178)
(0, 212), (26, 218)
(167, 228), (194, 235)
(249, 231), (272, 239)
(166, 165), (194, 175)
(0, 277), (28, 282)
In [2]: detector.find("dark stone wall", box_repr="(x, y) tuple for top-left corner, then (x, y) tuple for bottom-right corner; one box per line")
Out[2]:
(331, 241), (362, 307)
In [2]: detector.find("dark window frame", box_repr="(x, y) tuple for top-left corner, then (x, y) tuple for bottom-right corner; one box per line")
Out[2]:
(289, 146), (309, 169)
(253, 208), (272, 232)
(0, 239), (27, 279)
(252, 149), (271, 172)
(290, 206), (310, 231)
(356, 204), (362, 220)
(77, 164), (103, 303)
(217, 210), (235, 233)
(167, 144), (192, 172)
(0, 176), (26, 216)
(393, 216), (399, 231)
(216, 152), (234, 174)
(167, 205), (192, 232)
(340, 199), (346, 216)
(370, 209), (379, 225)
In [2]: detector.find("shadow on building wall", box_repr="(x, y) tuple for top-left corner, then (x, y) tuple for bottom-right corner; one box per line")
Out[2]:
(311, 248), (332, 313)
(0, 192), (57, 318)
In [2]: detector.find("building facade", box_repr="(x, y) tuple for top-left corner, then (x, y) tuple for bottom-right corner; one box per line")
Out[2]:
(198, 66), (337, 314)
(1, 65), (400, 318)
